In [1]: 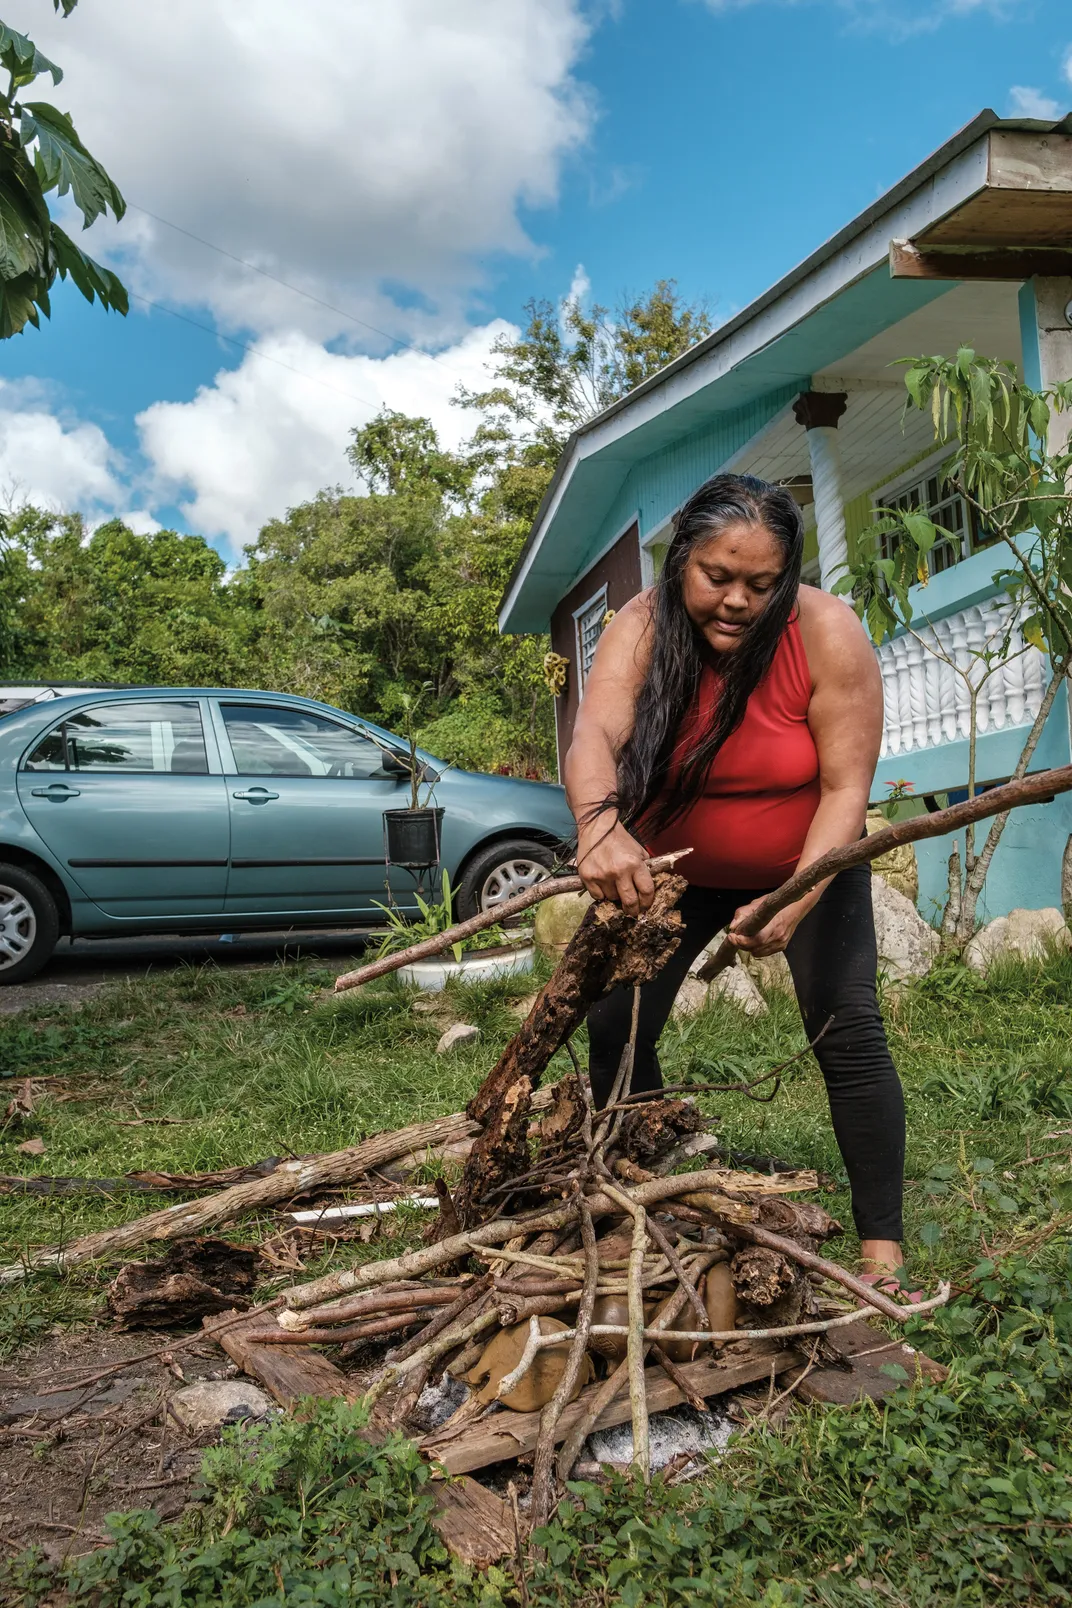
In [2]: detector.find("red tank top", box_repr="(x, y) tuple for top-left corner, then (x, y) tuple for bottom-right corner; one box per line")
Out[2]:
(643, 615), (819, 889)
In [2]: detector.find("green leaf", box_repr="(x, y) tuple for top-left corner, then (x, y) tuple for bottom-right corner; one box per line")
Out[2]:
(901, 512), (938, 555)
(0, 24), (62, 88)
(53, 0), (80, 14)
(0, 178), (47, 280)
(919, 1221), (943, 1247)
(23, 101), (125, 225)
(1022, 613), (1047, 652)
(50, 223), (128, 315)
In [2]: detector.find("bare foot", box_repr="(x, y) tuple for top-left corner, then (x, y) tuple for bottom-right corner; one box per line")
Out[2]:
(859, 1239), (903, 1277)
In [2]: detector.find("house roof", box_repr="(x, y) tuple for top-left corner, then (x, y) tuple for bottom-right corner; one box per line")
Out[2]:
(499, 110), (1072, 635)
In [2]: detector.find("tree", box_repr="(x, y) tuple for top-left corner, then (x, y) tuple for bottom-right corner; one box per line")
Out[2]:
(0, 0), (127, 338)
(4, 512), (249, 686)
(839, 348), (1072, 952)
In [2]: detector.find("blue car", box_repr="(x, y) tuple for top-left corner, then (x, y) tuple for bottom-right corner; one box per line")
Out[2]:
(0, 685), (575, 983)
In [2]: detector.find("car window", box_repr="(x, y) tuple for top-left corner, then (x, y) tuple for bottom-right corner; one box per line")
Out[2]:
(23, 701), (209, 774)
(220, 704), (387, 779)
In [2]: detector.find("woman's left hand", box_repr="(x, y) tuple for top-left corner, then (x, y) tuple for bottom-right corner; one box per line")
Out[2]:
(727, 893), (816, 957)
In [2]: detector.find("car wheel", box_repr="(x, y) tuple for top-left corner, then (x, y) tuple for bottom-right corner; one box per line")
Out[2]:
(456, 839), (556, 920)
(0, 864), (59, 984)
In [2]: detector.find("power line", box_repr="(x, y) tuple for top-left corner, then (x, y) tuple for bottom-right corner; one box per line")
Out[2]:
(129, 202), (461, 372)
(128, 290), (384, 412)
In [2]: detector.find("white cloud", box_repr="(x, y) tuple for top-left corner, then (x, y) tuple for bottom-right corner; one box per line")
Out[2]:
(0, 386), (125, 516)
(6, 0), (593, 345)
(1008, 84), (1063, 119)
(136, 321), (515, 554)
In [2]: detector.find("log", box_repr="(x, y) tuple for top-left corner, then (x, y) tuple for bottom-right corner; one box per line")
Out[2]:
(422, 1346), (799, 1476)
(454, 872), (689, 1226)
(696, 763), (1072, 983)
(107, 1238), (258, 1329)
(333, 850), (691, 994)
(0, 1111), (478, 1283)
(428, 1477), (514, 1568)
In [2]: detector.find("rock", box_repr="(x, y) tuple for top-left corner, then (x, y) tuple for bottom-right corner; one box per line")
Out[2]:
(436, 1022), (480, 1054)
(671, 976), (710, 1019)
(711, 964), (768, 1016)
(741, 950), (794, 996)
(533, 889), (592, 958)
(871, 876), (939, 983)
(965, 907), (1072, 974)
(865, 810), (919, 904)
(169, 1380), (272, 1432)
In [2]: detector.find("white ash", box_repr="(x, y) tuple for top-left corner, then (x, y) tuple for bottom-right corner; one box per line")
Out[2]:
(585, 1404), (733, 1476)
(413, 1372), (471, 1433)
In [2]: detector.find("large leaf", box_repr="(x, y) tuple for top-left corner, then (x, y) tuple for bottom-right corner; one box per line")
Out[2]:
(0, 273), (45, 339)
(53, 1), (80, 13)
(22, 101), (125, 225)
(0, 24), (61, 89)
(0, 174), (48, 279)
(49, 222), (128, 315)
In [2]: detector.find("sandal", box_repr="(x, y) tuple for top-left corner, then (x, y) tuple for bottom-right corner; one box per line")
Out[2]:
(858, 1270), (925, 1306)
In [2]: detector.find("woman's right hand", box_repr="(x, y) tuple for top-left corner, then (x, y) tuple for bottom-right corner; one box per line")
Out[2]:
(576, 820), (656, 915)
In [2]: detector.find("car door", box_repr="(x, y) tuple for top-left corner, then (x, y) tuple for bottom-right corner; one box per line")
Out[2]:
(214, 700), (410, 917)
(16, 698), (229, 919)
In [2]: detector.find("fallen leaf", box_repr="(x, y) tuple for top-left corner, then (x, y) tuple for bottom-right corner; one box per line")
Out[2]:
(16, 1138), (46, 1157)
(4, 1080), (35, 1124)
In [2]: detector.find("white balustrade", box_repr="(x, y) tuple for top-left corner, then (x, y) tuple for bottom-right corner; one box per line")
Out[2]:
(876, 597), (1049, 760)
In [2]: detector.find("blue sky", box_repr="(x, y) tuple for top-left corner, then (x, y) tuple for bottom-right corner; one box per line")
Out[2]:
(1, 0), (1069, 559)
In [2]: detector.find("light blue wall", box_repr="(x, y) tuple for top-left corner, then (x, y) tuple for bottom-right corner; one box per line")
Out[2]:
(576, 386), (800, 591)
(916, 792), (1072, 926)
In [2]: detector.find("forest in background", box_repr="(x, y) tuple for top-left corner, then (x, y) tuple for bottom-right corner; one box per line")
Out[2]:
(0, 283), (709, 777)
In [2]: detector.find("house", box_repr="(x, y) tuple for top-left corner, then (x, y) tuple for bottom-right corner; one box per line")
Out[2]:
(498, 110), (1072, 922)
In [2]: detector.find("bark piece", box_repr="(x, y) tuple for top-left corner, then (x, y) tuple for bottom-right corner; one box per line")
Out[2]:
(107, 1238), (258, 1329)
(730, 1247), (798, 1308)
(617, 1099), (704, 1165)
(428, 1477), (514, 1567)
(454, 873), (687, 1226)
(203, 1309), (365, 1409)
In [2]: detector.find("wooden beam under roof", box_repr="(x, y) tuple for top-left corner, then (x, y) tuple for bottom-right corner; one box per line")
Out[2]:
(890, 240), (1072, 281)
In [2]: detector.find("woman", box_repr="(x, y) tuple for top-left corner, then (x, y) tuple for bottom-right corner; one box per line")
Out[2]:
(564, 472), (906, 1288)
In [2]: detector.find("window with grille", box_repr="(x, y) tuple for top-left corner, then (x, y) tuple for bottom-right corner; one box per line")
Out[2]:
(877, 463), (977, 575)
(575, 588), (609, 685)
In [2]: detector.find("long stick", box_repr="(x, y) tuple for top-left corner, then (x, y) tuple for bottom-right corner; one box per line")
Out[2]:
(333, 850), (692, 993)
(695, 762), (1072, 983)
(531, 1198), (599, 1527)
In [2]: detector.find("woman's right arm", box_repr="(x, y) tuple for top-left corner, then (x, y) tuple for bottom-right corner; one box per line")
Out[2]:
(563, 594), (657, 915)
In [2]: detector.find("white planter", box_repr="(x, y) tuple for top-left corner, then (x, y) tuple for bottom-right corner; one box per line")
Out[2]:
(399, 941), (535, 991)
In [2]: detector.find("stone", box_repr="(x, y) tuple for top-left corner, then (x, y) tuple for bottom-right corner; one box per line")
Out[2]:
(865, 810), (919, 904)
(436, 1022), (481, 1054)
(533, 889), (592, 958)
(871, 875), (939, 983)
(169, 1380), (272, 1432)
(741, 950), (794, 996)
(671, 976), (710, 1019)
(710, 964), (768, 1016)
(964, 907), (1072, 974)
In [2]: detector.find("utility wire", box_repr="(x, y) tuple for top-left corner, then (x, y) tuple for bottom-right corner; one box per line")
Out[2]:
(127, 290), (384, 412)
(129, 202), (461, 372)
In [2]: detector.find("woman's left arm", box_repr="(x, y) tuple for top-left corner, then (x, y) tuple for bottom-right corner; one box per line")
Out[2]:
(729, 594), (883, 957)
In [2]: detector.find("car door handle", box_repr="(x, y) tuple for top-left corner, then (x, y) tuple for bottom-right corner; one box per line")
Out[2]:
(232, 787), (279, 803)
(30, 783), (81, 800)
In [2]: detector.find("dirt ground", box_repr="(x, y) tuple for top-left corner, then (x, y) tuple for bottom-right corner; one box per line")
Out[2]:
(0, 1325), (253, 1562)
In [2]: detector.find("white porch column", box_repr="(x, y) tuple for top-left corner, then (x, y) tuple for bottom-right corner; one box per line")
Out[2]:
(792, 391), (849, 590)
(1019, 277), (1072, 454)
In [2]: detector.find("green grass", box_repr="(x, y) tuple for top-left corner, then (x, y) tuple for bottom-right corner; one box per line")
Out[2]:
(3, 949), (1072, 1603)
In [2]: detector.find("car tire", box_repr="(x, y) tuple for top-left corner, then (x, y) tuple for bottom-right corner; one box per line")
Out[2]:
(456, 838), (557, 921)
(0, 863), (59, 984)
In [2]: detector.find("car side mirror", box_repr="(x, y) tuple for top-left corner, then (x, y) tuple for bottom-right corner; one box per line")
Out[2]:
(379, 750), (440, 785)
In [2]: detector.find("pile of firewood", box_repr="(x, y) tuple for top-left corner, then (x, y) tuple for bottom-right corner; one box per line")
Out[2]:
(197, 859), (948, 1530)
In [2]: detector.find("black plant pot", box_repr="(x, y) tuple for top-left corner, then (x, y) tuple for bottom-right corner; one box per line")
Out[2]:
(383, 807), (445, 869)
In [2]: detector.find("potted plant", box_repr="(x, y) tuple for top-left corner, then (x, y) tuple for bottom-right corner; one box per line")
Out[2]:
(373, 871), (535, 990)
(381, 684), (444, 870)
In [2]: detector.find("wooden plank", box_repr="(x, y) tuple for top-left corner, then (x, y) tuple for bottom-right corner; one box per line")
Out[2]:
(428, 1477), (515, 1567)
(423, 1346), (798, 1476)
(890, 239), (1072, 281)
(784, 1318), (947, 1406)
(203, 1310), (365, 1409)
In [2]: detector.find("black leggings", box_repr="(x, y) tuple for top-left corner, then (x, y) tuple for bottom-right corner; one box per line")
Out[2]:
(586, 865), (905, 1242)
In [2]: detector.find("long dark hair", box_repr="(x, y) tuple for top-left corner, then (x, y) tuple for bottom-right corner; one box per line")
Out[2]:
(613, 472), (804, 839)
